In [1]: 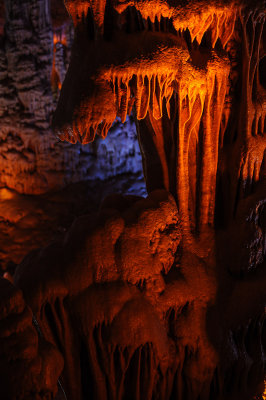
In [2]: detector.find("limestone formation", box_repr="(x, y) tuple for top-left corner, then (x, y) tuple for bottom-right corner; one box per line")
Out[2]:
(0, 0), (142, 194)
(0, 0), (144, 272)
(0, 277), (64, 399)
(0, 0), (81, 194)
(0, 0), (265, 399)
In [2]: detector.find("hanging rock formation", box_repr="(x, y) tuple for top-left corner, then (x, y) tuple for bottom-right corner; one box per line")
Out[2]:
(0, 0), (265, 399)
(53, 0), (266, 238)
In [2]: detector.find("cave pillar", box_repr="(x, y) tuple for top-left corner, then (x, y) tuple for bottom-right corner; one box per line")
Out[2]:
(136, 67), (229, 240)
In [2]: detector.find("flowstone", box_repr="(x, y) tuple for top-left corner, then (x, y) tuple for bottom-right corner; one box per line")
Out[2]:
(0, 0), (265, 399)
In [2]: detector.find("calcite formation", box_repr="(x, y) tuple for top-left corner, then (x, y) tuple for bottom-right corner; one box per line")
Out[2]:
(0, 0), (79, 194)
(8, 189), (266, 400)
(53, 0), (266, 235)
(0, 0), (142, 194)
(0, 0), (266, 399)
(0, 0), (144, 272)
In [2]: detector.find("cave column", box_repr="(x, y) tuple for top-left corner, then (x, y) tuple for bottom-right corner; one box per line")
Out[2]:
(176, 87), (204, 237)
(198, 73), (228, 231)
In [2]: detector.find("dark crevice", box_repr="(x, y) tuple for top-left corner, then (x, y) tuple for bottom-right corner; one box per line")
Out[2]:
(214, 174), (225, 228)
(246, 14), (254, 54)
(80, 338), (94, 398)
(214, 37), (223, 52)
(154, 16), (160, 32)
(147, 16), (153, 31)
(259, 56), (266, 89)
(196, 118), (204, 232)
(258, 116), (262, 134)
(233, 173), (242, 218)
(104, 0), (116, 40)
(86, 8), (95, 40)
(44, 301), (64, 355)
(200, 29), (212, 50)
(251, 117), (256, 136)
(184, 28), (192, 50)
(123, 344), (152, 400)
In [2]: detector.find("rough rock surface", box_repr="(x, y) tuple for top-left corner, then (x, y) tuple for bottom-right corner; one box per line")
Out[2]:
(0, 0), (144, 194)
(12, 189), (266, 400)
(0, 0), (265, 398)
(0, 0), (145, 271)
(0, 276), (64, 399)
(0, 169), (146, 273)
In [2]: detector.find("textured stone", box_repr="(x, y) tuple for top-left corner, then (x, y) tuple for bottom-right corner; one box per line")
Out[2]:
(0, 0), (144, 194)
(0, 0), (265, 398)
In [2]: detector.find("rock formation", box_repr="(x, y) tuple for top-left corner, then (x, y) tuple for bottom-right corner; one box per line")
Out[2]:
(0, 0), (143, 194)
(0, 0), (145, 272)
(0, 0), (266, 399)
(0, 276), (64, 399)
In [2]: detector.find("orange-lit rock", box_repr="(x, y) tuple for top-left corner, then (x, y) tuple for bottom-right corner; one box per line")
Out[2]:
(0, 0), (84, 194)
(0, 0), (265, 399)
(51, 0), (266, 398)
(53, 0), (266, 238)
(13, 188), (266, 399)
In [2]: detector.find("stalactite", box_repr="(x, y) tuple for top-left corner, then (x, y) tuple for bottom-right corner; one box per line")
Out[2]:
(1, 0), (265, 399)
(176, 91), (204, 235)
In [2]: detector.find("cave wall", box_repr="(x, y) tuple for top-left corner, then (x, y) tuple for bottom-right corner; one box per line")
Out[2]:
(0, 0), (144, 194)
(0, 0), (265, 399)
(0, 0), (145, 275)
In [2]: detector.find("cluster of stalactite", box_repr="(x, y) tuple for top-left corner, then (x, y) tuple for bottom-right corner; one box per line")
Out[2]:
(218, 11), (266, 222)
(1, 0), (265, 399)
(33, 293), (265, 400)
(55, 3), (266, 238)
(55, 3), (237, 144)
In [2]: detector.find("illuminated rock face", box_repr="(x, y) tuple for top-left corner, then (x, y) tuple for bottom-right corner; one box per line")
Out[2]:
(53, 0), (265, 236)
(0, 0), (80, 194)
(1, 0), (265, 399)
(12, 190), (266, 399)
(0, 0), (143, 194)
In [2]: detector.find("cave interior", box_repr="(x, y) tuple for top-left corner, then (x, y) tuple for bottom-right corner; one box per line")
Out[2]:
(0, 0), (265, 399)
